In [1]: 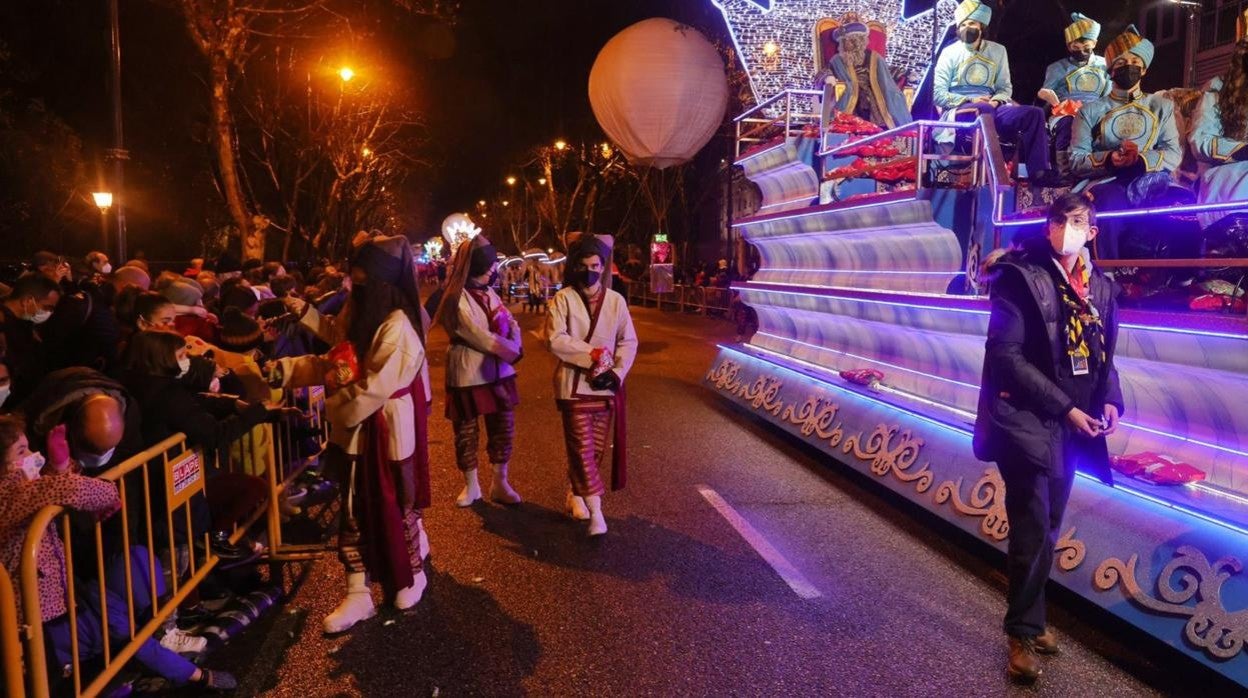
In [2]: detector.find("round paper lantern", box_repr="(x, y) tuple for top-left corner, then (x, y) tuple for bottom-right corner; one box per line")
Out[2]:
(441, 213), (481, 250)
(588, 18), (728, 169)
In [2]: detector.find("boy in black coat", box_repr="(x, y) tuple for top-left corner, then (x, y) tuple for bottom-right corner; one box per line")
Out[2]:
(973, 193), (1124, 683)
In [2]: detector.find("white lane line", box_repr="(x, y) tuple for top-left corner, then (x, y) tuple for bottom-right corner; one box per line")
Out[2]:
(529, 330), (544, 341)
(696, 485), (822, 599)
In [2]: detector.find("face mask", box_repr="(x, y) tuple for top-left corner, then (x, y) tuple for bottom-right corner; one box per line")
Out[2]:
(959, 27), (981, 45)
(76, 448), (115, 470)
(177, 356), (191, 378)
(0, 386), (9, 407)
(1070, 50), (1092, 63)
(1051, 223), (1089, 256)
(1112, 65), (1142, 90)
(17, 452), (45, 481)
(100, 263), (113, 275)
(30, 309), (52, 325)
(581, 271), (602, 288)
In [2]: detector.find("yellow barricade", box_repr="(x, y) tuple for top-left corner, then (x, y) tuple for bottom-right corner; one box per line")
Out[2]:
(20, 434), (216, 698)
(1, 565), (24, 698)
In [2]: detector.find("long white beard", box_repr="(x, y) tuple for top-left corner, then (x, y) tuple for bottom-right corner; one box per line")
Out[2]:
(841, 46), (866, 68)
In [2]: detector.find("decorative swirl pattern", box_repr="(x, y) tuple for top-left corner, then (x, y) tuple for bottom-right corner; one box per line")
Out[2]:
(782, 396), (844, 446)
(1094, 546), (1247, 662)
(934, 469), (1009, 541)
(1054, 527), (1086, 571)
(842, 424), (933, 493)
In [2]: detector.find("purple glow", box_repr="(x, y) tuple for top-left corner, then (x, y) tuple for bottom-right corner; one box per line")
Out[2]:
(758, 267), (965, 276)
(719, 345), (1248, 538)
(1119, 322), (1248, 341)
(740, 284), (991, 315)
(732, 191), (919, 228)
(759, 195), (819, 210)
(753, 330), (981, 390)
(997, 199), (1248, 227)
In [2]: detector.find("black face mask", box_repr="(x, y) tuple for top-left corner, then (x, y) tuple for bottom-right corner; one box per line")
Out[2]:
(959, 27), (981, 45)
(1070, 49), (1092, 63)
(1112, 65), (1142, 90)
(569, 268), (601, 289)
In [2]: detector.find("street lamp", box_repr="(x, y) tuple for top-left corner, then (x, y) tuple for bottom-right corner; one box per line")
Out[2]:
(537, 177), (547, 186)
(506, 176), (517, 186)
(361, 145), (372, 157)
(339, 66), (356, 82)
(554, 139), (568, 151)
(502, 200), (510, 207)
(478, 199), (487, 206)
(92, 191), (113, 251)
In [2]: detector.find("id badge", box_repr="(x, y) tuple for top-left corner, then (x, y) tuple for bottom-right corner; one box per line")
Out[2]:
(1071, 353), (1090, 376)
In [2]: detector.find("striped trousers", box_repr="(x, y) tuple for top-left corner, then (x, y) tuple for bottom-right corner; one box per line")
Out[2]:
(559, 399), (613, 497)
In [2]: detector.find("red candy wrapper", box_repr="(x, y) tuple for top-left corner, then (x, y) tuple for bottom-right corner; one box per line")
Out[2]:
(589, 347), (615, 382)
(325, 341), (361, 390)
(1110, 452), (1206, 486)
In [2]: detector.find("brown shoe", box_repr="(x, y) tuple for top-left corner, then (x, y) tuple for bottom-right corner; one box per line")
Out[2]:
(1034, 628), (1060, 655)
(1008, 637), (1042, 683)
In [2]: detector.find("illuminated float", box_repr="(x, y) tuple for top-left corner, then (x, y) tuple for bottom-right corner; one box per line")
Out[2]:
(707, 1), (1248, 686)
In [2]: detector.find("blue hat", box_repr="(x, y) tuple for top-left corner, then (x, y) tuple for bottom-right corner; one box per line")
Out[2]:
(954, 0), (991, 27)
(833, 12), (868, 41)
(1064, 13), (1101, 44)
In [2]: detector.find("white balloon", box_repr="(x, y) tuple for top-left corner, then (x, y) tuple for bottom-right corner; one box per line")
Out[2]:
(589, 18), (729, 169)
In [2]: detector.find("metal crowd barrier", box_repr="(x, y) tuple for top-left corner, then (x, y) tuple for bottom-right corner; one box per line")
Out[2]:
(6, 386), (331, 697)
(21, 434), (216, 697)
(625, 281), (736, 318)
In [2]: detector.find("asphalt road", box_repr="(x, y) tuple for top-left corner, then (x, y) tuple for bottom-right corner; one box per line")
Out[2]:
(218, 303), (1217, 697)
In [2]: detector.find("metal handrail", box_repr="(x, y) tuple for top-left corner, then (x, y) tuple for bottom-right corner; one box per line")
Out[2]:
(0, 566), (23, 698)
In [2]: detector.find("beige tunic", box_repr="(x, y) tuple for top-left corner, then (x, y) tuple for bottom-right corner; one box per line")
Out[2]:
(546, 286), (638, 401)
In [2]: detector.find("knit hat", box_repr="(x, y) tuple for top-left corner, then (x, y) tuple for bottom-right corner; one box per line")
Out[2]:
(833, 12), (868, 41)
(1064, 13), (1101, 45)
(954, 0), (991, 26)
(1105, 25), (1154, 69)
(112, 265), (151, 291)
(161, 278), (204, 307)
(217, 307), (264, 352)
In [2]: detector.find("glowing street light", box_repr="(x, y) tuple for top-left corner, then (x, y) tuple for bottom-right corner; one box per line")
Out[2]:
(600, 142), (613, 158)
(505, 176), (517, 186)
(477, 199), (487, 206)
(554, 139), (568, 151)
(502, 200), (510, 207)
(537, 177), (547, 186)
(92, 192), (114, 211)
(361, 146), (372, 157)
(339, 66), (356, 82)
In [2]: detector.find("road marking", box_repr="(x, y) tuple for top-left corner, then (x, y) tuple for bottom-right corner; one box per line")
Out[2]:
(696, 485), (822, 599)
(529, 330), (544, 341)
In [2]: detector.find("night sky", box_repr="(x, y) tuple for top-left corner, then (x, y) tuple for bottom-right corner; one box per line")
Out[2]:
(0, 0), (1165, 258)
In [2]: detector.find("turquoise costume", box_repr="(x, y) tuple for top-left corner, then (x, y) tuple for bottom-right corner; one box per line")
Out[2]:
(1069, 90), (1182, 179)
(1190, 76), (1248, 228)
(933, 39), (1014, 108)
(1041, 56), (1109, 105)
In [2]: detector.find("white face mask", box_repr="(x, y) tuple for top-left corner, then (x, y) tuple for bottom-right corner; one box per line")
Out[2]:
(0, 385), (9, 407)
(17, 452), (45, 480)
(100, 263), (113, 275)
(76, 447), (115, 470)
(25, 299), (53, 325)
(1051, 223), (1089, 256)
(177, 356), (192, 378)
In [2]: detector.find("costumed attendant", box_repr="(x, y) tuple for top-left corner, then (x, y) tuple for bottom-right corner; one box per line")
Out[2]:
(546, 235), (637, 536)
(1070, 25), (1186, 259)
(824, 13), (912, 129)
(433, 234), (523, 507)
(274, 233), (432, 634)
(1190, 11), (1248, 230)
(1037, 13), (1109, 175)
(934, 0), (1057, 184)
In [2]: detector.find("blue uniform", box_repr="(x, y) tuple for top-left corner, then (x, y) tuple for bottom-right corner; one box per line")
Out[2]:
(1041, 56), (1110, 103)
(934, 40), (1050, 178)
(1190, 77), (1248, 228)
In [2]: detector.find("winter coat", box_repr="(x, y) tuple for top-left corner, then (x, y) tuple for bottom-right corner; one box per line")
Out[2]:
(972, 239), (1123, 484)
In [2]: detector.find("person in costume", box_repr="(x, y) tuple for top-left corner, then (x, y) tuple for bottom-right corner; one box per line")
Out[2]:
(934, 0), (1056, 184)
(275, 233), (432, 633)
(433, 234), (523, 507)
(823, 13), (911, 129)
(974, 193), (1123, 684)
(546, 235), (637, 537)
(1070, 25), (1185, 259)
(1037, 13), (1110, 175)
(1190, 11), (1248, 230)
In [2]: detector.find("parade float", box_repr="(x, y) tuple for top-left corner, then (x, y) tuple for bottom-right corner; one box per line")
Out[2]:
(705, 1), (1248, 686)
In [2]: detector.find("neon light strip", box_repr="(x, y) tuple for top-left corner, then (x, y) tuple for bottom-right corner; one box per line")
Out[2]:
(759, 195), (819, 210)
(754, 331), (981, 390)
(1119, 322), (1248, 341)
(1191, 482), (1248, 508)
(758, 267), (964, 276)
(732, 193), (919, 228)
(1119, 420), (1248, 459)
(741, 285), (990, 315)
(1075, 472), (1248, 538)
(719, 345), (1248, 538)
(998, 199), (1248, 227)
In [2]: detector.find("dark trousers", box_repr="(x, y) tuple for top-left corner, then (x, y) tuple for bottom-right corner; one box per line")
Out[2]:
(1053, 115), (1074, 152)
(997, 441), (1077, 638)
(955, 102), (1050, 177)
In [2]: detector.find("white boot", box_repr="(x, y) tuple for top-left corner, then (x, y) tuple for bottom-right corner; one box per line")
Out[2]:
(456, 468), (482, 507)
(417, 518), (430, 560)
(490, 462), (522, 504)
(584, 495), (607, 537)
(394, 570), (428, 610)
(322, 572), (375, 634)
(566, 491), (590, 521)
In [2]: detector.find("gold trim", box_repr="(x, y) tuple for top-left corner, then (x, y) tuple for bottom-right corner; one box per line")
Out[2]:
(842, 424), (934, 492)
(935, 468), (1009, 541)
(1094, 546), (1247, 662)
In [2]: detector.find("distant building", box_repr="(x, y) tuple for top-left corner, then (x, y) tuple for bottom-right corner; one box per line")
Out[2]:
(1138, 0), (1246, 88)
